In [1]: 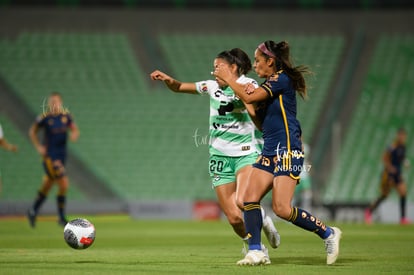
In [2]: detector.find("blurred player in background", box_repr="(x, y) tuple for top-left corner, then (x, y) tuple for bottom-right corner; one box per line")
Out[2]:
(0, 122), (18, 195)
(27, 92), (79, 227)
(365, 127), (410, 224)
(214, 40), (342, 266)
(150, 48), (280, 257)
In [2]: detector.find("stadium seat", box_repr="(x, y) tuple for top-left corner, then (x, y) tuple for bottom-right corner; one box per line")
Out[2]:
(324, 34), (414, 204)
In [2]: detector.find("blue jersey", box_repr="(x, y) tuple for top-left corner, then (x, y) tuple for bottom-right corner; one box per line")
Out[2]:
(387, 143), (406, 174)
(36, 112), (73, 158)
(259, 72), (302, 156)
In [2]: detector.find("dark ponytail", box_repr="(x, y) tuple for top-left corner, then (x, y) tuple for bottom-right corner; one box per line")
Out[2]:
(216, 48), (252, 76)
(262, 40), (310, 99)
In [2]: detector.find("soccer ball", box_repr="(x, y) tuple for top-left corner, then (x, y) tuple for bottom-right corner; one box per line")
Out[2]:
(63, 218), (95, 249)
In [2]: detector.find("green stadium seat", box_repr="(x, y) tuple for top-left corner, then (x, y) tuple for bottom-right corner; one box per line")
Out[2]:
(324, 34), (414, 204)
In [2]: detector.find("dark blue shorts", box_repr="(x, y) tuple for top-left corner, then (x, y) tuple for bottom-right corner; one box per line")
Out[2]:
(43, 155), (66, 180)
(253, 150), (305, 180)
(380, 169), (403, 195)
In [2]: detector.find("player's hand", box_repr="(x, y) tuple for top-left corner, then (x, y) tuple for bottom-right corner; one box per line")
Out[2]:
(388, 166), (397, 174)
(9, 144), (17, 152)
(150, 70), (171, 82)
(245, 83), (256, 95)
(36, 145), (46, 156)
(212, 63), (232, 82)
(70, 131), (79, 142)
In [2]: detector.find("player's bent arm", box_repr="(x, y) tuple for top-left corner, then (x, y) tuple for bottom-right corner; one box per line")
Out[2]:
(382, 150), (396, 174)
(69, 122), (80, 142)
(150, 70), (197, 94)
(224, 78), (269, 104)
(29, 123), (45, 155)
(213, 66), (268, 104)
(244, 103), (262, 131)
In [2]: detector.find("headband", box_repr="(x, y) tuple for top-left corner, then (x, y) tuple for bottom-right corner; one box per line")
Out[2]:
(257, 43), (276, 58)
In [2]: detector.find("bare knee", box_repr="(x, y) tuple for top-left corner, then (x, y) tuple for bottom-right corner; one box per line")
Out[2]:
(224, 209), (243, 226)
(235, 197), (244, 210)
(272, 201), (292, 220)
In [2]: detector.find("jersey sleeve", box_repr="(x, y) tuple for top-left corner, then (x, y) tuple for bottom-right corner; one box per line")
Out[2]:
(261, 78), (284, 99)
(195, 80), (217, 96)
(0, 124), (3, 139)
(35, 114), (46, 128)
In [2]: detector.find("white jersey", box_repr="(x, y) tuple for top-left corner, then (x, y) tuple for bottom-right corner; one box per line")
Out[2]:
(195, 75), (263, 157)
(0, 124), (3, 139)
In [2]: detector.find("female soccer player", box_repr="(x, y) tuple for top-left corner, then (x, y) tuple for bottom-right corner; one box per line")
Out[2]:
(365, 127), (410, 224)
(0, 123), (18, 153)
(27, 92), (79, 227)
(0, 122), (18, 195)
(150, 48), (280, 256)
(214, 41), (342, 265)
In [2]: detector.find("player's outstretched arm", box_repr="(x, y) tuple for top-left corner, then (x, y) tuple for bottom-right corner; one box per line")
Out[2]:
(0, 138), (17, 152)
(150, 70), (197, 94)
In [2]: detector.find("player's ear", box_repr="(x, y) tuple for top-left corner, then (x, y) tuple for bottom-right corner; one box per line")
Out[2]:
(230, 63), (238, 74)
(266, 57), (275, 67)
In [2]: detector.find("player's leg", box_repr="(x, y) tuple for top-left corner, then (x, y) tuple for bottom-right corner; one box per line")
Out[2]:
(27, 175), (54, 228)
(395, 179), (409, 224)
(237, 166), (273, 265)
(366, 171), (391, 224)
(273, 175), (341, 264)
(215, 182), (245, 238)
(235, 158), (280, 249)
(56, 175), (69, 226)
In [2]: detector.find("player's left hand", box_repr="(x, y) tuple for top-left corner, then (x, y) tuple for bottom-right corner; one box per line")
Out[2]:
(213, 63), (232, 82)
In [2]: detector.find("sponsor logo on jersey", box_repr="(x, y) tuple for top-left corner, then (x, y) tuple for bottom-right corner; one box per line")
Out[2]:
(213, 174), (221, 182)
(201, 82), (208, 92)
(241, 146), (250, 151)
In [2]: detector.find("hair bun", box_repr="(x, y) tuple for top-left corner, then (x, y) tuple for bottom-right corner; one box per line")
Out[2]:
(277, 41), (289, 50)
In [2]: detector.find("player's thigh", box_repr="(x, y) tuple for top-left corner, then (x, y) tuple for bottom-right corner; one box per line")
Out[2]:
(215, 182), (240, 217)
(243, 167), (273, 202)
(380, 171), (392, 196)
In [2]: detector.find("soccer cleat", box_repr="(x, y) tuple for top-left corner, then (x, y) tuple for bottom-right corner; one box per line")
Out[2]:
(400, 217), (411, 225)
(364, 209), (372, 224)
(27, 208), (36, 228)
(324, 227), (342, 265)
(58, 218), (68, 227)
(262, 215), (281, 249)
(241, 242), (269, 258)
(237, 249), (271, 266)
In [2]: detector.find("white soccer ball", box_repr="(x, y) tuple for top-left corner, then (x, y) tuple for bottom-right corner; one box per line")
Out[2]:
(63, 218), (95, 249)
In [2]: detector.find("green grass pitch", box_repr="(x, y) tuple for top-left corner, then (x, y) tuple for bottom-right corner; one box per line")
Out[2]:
(0, 215), (413, 274)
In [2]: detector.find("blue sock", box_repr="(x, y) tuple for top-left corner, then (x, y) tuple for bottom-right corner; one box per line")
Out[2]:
(243, 202), (262, 250)
(57, 195), (66, 221)
(289, 207), (332, 239)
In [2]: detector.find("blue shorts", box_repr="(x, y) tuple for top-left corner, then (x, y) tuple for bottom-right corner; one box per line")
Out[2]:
(253, 150), (304, 180)
(380, 170), (403, 195)
(43, 155), (66, 180)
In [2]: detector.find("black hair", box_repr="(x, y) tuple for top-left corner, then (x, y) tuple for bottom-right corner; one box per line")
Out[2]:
(216, 48), (252, 76)
(260, 40), (310, 99)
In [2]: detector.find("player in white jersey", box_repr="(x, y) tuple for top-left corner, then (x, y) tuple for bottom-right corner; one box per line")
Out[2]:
(150, 48), (280, 257)
(0, 122), (18, 195)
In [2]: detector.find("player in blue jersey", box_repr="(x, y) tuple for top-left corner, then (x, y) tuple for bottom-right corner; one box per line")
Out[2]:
(151, 48), (280, 256)
(214, 40), (342, 265)
(365, 127), (410, 224)
(27, 92), (79, 227)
